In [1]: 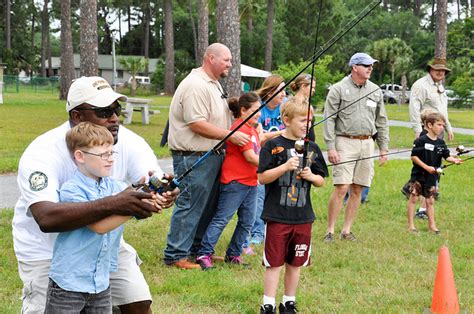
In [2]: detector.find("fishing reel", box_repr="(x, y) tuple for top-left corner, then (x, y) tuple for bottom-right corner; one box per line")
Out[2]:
(435, 167), (444, 175)
(135, 171), (178, 194)
(456, 145), (467, 155)
(294, 139), (305, 172)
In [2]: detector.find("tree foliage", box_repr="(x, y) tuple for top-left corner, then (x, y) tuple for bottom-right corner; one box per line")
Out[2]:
(0, 0), (471, 103)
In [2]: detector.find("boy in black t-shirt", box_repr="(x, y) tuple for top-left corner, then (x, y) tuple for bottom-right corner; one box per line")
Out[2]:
(406, 112), (461, 234)
(258, 98), (327, 314)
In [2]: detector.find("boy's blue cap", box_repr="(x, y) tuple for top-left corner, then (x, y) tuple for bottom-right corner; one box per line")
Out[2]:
(348, 53), (378, 67)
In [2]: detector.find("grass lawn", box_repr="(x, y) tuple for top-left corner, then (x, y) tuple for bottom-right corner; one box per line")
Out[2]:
(1, 160), (473, 312)
(0, 92), (473, 173)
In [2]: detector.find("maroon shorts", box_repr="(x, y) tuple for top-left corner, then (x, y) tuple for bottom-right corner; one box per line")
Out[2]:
(262, 221), (312, 267)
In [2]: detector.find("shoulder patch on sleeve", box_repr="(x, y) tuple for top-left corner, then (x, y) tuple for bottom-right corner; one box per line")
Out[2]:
(271, 146), (285, 155)
(28, 171), (48, 191)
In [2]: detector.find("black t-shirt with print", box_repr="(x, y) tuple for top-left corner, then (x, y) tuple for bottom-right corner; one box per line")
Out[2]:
(410, 134), (450, 186)
(257, 135), (328, 224)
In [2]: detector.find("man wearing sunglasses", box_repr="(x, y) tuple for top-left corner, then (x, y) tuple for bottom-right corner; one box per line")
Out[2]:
(323, 52), (389, 243)
(13, 76), (177, 313)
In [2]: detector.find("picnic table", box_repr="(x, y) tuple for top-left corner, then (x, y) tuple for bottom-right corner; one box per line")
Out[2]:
(123, 97), (157, 125)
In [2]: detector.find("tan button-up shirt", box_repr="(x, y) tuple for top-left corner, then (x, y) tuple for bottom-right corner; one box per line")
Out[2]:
(409, 74), (452, 134)
(168, 68), (232, 151)
(323, 76), (389, 151)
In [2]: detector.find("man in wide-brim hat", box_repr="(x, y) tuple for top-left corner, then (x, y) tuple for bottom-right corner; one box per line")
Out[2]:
(409, 58), (453, 141)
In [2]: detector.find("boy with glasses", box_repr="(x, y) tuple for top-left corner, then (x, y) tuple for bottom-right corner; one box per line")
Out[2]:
(13, 76), (177, 313)
(45, 122), (144, 311)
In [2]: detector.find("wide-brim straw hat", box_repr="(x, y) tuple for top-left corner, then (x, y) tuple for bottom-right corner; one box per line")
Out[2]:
(427, 58), (451, 73)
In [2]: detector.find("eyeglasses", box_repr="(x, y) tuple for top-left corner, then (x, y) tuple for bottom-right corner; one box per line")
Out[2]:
(75, 105), (122, 119)
(357, 64), (373, 68)
(81, 150), (118, 160)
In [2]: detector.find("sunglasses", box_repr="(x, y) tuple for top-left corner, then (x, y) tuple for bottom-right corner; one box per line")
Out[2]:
(357, 64), (373, 68)
(75, 105), (122, 119)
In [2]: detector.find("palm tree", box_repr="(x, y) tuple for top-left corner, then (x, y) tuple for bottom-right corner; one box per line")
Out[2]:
(119, 57), (148, 97)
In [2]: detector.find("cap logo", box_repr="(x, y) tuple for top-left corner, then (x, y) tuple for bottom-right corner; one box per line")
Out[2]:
(28, 171), (48, 191)
(92, 79), (111, 90)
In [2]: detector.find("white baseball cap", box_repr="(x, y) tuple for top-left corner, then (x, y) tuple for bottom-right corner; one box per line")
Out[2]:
(66, 76), (127, 112)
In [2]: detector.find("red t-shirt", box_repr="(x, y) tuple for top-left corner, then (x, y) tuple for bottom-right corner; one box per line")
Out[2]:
(220, 119), (260, 186)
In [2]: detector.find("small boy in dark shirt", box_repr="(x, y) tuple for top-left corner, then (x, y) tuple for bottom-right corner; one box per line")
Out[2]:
(406, 112), (461, 234)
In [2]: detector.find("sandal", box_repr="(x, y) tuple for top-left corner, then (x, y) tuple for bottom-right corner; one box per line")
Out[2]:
(409, 228), (418, 234)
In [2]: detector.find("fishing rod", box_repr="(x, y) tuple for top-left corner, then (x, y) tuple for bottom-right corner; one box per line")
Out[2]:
(327, 149), (412, 167)
(143, 0), (383, 193)
(327, 145), (472, 169)
(435, 145), (473, 174)
(301, 0), (324, 170)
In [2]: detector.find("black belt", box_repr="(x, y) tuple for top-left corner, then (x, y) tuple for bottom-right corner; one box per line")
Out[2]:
(171, 149), (224, 156)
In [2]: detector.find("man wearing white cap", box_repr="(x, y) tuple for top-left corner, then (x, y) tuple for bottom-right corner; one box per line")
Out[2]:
(323, 52), (389, 242)
(13, 76), (177, 313)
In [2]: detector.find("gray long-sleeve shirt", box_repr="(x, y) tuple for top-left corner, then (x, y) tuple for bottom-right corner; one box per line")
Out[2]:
(409, 74), (452, 134)
(323, 76), (389, 151)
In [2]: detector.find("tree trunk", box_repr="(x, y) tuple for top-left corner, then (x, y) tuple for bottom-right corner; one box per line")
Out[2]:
(197, 0), (209, 65)
(40, 0), (49, 77)
(471, 0), (474, 18)
(456, 0), (461, 19)
(47, 29), (52, 77)
(413, 0), (422, 17)
(189, 0), (198, 65)
(29, 1), (36, 76)
(435, 0), (448, 60)
(5, 0), (11, 50)
(164, 0), (175, 94)
(143, 2), (150, 76)
(431, 1), (436, 31)
(80, 0), (98, 76)
(264, 0), (274, 71)
(217, 0), (241, 98)
(60, 0), (75, 100)
(383, 0), (388, 10)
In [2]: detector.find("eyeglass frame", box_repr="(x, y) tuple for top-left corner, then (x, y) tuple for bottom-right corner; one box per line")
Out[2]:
(80, 150), (118, 160)
(73, 104), (122, 119)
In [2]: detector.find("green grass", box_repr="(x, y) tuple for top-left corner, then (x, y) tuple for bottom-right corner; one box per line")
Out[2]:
(1, 160), (473, 312)
(385, 104), (474, 129)
(1, 91), (473, 311)
(1, 92), (473, 173)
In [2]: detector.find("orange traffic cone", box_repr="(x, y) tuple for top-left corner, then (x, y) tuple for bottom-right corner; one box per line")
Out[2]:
(431, 246), (460, 313)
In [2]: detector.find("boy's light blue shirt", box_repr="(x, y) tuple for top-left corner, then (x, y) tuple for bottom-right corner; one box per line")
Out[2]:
(49, 170), (127, 294)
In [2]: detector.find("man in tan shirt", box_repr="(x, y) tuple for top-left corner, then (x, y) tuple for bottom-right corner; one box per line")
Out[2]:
(164, 43), (249, 269)
(409, 58), (453, 141)
(323, 52), (389, 242)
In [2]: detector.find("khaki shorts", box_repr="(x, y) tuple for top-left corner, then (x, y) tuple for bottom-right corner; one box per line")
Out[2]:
(332, 136), (374, 187)
(18, 242), (151, 313)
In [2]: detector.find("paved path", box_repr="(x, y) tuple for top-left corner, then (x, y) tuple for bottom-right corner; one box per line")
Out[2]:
(1, 120), (472, 209)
